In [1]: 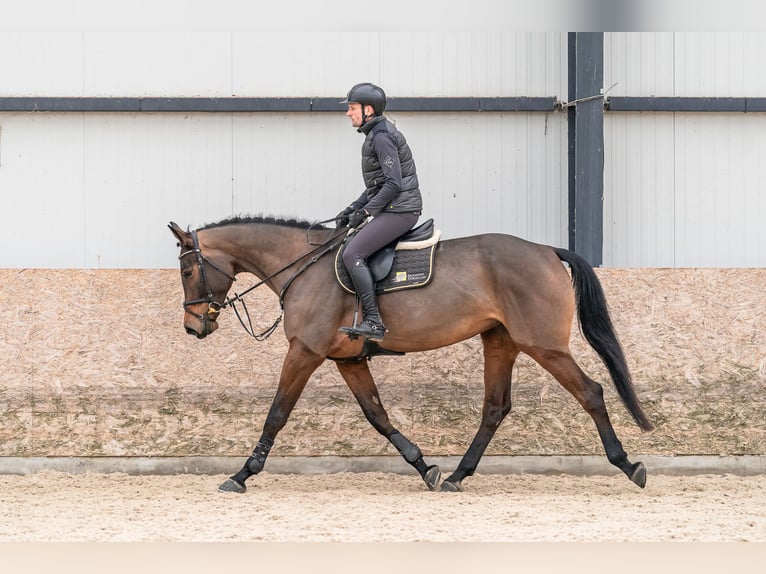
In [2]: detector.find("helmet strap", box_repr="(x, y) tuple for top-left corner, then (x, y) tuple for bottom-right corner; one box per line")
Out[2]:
(360, 104), (371, 128)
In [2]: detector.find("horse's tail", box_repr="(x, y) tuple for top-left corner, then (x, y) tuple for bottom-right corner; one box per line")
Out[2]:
(553, 247), (654, 432)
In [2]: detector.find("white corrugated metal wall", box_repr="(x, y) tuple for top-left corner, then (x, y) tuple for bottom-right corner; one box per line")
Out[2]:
(0, 31), (568, 268)
(604, 32), (766, 267)
(2, 29), (765, 268)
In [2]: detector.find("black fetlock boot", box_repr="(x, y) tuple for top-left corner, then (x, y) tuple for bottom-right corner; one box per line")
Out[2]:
(340, 260), (387, 342)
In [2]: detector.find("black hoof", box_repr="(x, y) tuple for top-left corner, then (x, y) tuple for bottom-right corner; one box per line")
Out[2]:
(440, 479), (463, 493)
(629, 462), (647, 489)
(218, 478), (247, 493)
(423, 465), (441, 491)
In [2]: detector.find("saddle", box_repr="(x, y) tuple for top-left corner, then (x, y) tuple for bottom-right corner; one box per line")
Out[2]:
(335, 218), (441, 295)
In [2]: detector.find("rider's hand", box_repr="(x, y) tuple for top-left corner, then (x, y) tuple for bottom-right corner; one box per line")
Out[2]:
(347, 209), (369, 229)
(335, 206), (354, 228)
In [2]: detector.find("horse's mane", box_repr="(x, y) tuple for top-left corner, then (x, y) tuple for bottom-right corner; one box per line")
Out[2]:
(199, 214), (328, 231)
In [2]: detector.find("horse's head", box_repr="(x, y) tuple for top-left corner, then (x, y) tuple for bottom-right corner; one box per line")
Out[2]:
(168, 222), (236, 339)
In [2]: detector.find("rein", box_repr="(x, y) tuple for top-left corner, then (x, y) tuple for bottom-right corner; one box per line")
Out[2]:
(181, 218), (347, 340)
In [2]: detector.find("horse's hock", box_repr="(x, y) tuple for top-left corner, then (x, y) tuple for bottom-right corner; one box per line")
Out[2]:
(1, 268), (765, 458)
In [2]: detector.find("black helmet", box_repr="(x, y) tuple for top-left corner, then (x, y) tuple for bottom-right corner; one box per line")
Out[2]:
(341, 82), (387, 115)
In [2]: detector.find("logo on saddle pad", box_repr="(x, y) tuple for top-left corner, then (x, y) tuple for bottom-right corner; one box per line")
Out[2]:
(335, 225), (441, 295)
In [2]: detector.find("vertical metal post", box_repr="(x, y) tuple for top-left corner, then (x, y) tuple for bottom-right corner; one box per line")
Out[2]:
(568, 32), (604, 266)
(567, 34), (577, 253)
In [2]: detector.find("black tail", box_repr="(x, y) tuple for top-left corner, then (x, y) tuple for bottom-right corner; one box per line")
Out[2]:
(553, 247), (654, 432)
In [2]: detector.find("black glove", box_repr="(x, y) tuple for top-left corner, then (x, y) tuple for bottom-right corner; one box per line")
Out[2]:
(335, 206), (354, 228)
(347, 209), (369, 229)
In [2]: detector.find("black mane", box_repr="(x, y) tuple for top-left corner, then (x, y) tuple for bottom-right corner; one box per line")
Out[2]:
(199, 215), (327, 231)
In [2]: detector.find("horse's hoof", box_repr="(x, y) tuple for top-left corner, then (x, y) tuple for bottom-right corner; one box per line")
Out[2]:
(218, 478), (247, 494)
(423, 465), (441, 491)
(629, 462), (647, 489)
(440, 479), (463, 493)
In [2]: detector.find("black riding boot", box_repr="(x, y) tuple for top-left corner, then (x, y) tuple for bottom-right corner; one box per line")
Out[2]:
(340, 261), (387, 342)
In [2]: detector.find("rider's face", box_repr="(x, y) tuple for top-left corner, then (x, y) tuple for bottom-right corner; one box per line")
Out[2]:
(346, 103), (373, 128)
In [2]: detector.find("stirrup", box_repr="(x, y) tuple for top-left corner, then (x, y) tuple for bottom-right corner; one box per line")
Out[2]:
(339, 319), (387, 342)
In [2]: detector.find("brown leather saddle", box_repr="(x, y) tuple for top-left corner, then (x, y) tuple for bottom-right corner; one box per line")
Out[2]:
(335, 219), (440, 295)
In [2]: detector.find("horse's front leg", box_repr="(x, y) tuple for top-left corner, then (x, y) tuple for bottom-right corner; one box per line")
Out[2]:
(336, 359), (441, 491)
(219, 338), (325, 493)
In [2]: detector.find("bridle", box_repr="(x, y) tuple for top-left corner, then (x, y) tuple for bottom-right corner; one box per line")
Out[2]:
(178, 222), (348, 340)
(178, 229), (237, 323)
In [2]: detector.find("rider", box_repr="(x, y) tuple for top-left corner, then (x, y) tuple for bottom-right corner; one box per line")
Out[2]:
(336, 82), (423, 342)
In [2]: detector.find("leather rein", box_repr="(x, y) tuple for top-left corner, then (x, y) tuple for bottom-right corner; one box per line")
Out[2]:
(179, 221), (347, 340)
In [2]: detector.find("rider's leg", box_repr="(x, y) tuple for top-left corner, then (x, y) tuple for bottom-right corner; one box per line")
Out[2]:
(346, 258), (386, 340)
(341, 211), (419, 341)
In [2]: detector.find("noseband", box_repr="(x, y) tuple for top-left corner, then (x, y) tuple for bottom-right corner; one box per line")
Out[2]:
(178, 230), (236, 322)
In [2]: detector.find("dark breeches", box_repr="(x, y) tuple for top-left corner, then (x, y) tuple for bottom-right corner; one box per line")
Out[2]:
(342, 211), (419, 268)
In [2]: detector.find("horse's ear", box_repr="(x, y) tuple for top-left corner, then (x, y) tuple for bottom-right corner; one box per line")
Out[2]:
(168, 221), (193, 247)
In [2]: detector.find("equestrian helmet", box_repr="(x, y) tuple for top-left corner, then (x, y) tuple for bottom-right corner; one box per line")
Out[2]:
(341, 82), (387, 115)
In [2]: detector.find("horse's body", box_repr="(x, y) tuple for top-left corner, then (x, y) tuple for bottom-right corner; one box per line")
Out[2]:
(169, 216), (653, 493)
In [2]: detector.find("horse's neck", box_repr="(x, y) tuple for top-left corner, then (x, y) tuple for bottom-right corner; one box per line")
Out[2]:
(208, 225), (320, 289)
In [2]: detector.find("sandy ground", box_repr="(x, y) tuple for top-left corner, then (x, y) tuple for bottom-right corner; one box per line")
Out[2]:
(1, 470), (765, 543)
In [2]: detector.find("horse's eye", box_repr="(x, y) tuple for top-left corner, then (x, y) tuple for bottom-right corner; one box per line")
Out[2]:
(182, 269), (193, 279)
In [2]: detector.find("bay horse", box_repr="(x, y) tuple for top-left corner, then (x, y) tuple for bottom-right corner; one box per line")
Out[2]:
(168, 216), (653, 493)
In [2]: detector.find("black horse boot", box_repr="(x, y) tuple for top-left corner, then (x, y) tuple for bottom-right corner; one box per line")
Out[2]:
(340, 260), (387, 342)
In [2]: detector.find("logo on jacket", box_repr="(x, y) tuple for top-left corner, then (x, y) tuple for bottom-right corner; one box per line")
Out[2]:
(383, 155), (395, 167)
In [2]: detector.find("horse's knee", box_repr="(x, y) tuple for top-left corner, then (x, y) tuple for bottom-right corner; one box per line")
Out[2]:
(482, 399), (512, 429)
(354, 395), (394, 436)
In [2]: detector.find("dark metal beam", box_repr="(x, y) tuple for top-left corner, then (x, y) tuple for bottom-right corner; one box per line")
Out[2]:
(608, 97), (766, 112)
(387, 97), (558, 112)
(141, 97), (313, 112)
(0, 97), (142, 112)
(0, 96), (558, 113)
(6, 95), (766, 114)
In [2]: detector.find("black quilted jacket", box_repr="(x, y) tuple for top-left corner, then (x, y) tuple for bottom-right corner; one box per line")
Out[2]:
(350, 116), (422, 216)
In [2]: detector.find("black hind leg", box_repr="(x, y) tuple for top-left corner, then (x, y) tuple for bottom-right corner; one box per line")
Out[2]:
(529, 347), (647, 488)
(442, 326), (518, 492)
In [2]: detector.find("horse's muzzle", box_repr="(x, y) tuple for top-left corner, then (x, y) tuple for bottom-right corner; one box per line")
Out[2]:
(185, 325), (206, 339)
(184, 315), (219, 339)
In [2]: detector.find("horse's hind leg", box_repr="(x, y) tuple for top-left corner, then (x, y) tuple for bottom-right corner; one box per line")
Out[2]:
(526, 347), (647, 488)
(335, 359), (441, 491)
(441, 325), (518, 492)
